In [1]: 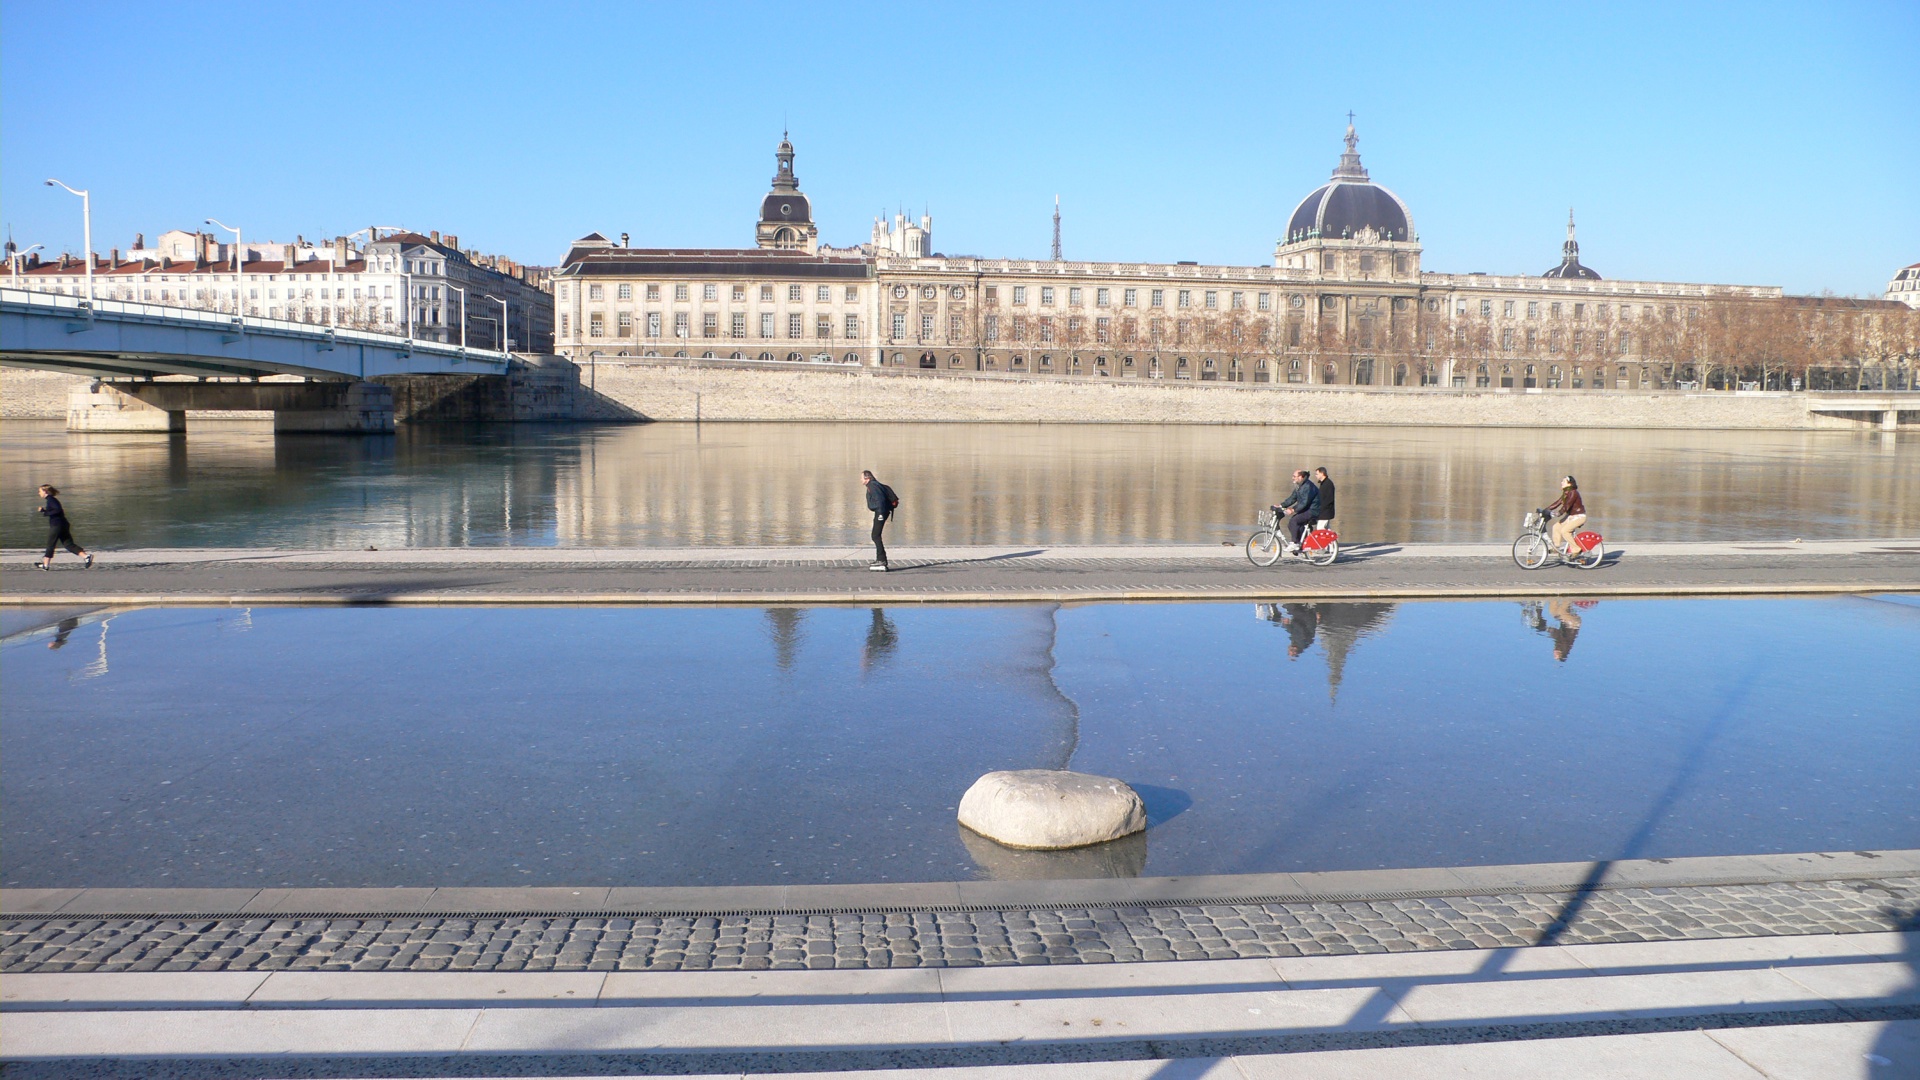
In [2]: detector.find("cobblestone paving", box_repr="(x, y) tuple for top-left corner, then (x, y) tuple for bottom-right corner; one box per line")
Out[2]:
(5, 877), (1913, 975)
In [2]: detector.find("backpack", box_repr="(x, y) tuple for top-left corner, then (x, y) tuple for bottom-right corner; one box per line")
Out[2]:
(881, 484), (900, 512)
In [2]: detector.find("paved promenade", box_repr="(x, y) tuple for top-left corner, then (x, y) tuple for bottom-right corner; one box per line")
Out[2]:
(4, 538), (1917, 606)
(3, 852), (1916, 1077)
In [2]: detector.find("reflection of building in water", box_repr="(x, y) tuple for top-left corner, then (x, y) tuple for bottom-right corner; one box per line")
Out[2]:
(1524, 599), (1589, 661)
(1257, 601), (1396, 699)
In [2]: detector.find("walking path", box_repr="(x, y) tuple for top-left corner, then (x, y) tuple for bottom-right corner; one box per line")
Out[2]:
(4, 539), (1917, 606)
(4, 852), (1916, 1077)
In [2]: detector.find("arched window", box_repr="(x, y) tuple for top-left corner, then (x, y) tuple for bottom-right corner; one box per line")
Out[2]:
(758, 351), (773, 361)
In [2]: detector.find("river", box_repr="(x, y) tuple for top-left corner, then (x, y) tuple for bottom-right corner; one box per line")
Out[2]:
(3, 420), (1915, 548)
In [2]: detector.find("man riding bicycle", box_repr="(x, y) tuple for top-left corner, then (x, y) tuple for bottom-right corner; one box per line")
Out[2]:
(1276, 469), (1321, 551)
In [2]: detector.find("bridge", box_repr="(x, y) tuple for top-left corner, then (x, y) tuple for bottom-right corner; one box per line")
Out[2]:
(1804, 391), (1920, 430)
(1, 287), (509, 433)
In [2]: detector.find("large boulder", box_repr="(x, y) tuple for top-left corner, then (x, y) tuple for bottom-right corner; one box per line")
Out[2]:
(958, 769), (1147, 850)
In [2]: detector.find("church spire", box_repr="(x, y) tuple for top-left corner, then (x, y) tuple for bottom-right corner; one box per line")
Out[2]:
(771, 130), (798, 192)
(1051, 195), (1062, 261)
(1332, 112), (1370, 181)
(1564, 208), (1580, 259)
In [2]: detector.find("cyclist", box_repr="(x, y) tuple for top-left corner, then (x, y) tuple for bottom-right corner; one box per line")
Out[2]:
(1544, 475), (1586, 557)
(1276, 469), (1320, 551)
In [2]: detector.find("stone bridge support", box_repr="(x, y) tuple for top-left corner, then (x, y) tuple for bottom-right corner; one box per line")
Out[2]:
(68, 381), (395, 433)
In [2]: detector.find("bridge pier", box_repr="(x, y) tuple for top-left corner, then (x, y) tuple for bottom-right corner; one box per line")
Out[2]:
(67, 383), (186, 433)
(66, 381), (394, 434)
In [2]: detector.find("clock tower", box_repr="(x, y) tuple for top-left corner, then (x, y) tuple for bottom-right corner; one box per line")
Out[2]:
(755, 133), (819, 254)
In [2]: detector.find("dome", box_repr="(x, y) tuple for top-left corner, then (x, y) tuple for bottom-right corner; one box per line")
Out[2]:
(761, 193), (812, 223)
(1542, 210), (1601, 280)
(1282, 122), (1415, 245)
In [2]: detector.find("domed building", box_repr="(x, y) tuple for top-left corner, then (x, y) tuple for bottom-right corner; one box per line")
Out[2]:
(1274, 119), (1422, 283)
(1542, 210), (1601, 280)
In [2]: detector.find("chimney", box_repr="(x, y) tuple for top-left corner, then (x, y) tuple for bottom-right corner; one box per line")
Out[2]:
(134, 232), (145, 250)
(335, 237), (348, 266)
(620, 232), (629, 248)
(443, 234), (457, 250)
(194, 232), (207, 261)
(26, 252), (39, 268)
(283, 244), (296, 268)
(430, 230), (441, 244)
(109, 248), (121, 268)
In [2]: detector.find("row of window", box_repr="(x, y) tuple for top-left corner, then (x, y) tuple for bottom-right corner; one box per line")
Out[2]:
(1466, 298), (1675, 322)
(569, 311), (862, 340)
(566, 282), (862, 304)
(982, 285), (1278, 312)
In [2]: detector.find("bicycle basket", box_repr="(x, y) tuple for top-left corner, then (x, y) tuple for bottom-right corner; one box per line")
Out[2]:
(1258, 508), (1278, 529)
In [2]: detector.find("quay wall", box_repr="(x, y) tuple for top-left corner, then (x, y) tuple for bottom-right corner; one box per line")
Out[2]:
(0, 361), (1891, 429)
(581, 361), (1846, 430)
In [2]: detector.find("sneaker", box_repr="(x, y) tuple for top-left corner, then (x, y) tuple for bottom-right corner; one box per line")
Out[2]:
(82, 554), (93, 569)
(36, 562), (49, 571)
(868, 563), (889, 572)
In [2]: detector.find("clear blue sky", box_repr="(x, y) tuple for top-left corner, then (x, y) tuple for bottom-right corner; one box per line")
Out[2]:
(4, 1), (1914, 295)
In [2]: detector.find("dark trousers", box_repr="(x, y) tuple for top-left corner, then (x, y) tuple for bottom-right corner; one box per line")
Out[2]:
(1284, 512), (1312, 546)
(44, 522), (82, 559)
(871, 513), (889, 564)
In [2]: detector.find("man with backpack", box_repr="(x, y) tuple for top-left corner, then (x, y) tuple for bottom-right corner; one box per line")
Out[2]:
(861, 470), (899, 571)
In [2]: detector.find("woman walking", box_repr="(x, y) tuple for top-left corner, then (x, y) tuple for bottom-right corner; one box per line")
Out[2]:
(35, 485), (92, 570)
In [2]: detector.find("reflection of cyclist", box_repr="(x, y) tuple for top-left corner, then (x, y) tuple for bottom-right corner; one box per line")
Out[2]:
(1523, 598), (1585, 661)
(1545, 475), (1586, 557)
(1282, 603), (1319, 657)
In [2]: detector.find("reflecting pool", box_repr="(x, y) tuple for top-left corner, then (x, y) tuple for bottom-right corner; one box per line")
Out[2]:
(4, 596), (1913, 889)
(5, 420), (1916, 548)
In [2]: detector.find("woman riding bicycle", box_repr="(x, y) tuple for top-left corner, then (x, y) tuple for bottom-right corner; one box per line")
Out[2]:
(1545, 475), (1586, 556)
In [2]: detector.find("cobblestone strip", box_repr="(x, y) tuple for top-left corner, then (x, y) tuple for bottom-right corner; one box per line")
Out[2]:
(4, 877), (1912, 975)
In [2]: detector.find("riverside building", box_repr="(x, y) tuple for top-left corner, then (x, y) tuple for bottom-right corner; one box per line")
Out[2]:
(8, 229), (554, 353)
(559, 126), (1903, 391)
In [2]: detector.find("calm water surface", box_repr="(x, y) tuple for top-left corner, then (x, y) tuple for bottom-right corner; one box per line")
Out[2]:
(4, 420), (1916, 547)
(4, 597), (1914, 888)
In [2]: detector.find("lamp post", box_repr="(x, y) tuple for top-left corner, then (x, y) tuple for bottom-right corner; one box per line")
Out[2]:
(482, 292), (511, 352)
(8, 244), (43, 287)
(446, 283), (466, 349)
(44, 179), (93, 312)
(205, 218), (242, 314)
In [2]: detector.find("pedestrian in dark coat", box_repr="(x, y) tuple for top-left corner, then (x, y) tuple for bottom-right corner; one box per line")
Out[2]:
(861, 470), (898, 571)
(35, 485), (92, 570)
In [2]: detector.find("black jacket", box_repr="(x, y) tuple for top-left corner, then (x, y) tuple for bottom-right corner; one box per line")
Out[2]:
(1315, 479), (1336, 519)
(865, 480), (894, 516)
(1281, 479), (1319, 519)
(38, 496), (67, 525)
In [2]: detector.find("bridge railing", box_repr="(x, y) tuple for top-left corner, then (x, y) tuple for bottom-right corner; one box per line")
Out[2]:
(1, 287), (510, 368)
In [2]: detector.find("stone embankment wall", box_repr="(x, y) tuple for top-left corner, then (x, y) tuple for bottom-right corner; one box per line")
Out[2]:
(2, 360), (1894, 429)
(581, 360), (1846, 430)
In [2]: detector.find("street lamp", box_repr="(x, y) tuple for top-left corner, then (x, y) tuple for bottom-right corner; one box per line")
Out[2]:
(446, 283), (466, 349)
(44, 178), (93, 312)
(482, 292), (511, 352)
(205, 218), (242, 315)
(8, 243), (44, 287)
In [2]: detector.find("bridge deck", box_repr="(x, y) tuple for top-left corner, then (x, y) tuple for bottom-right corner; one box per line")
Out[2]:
(4, 540), (1916, 607)
(1, 287), (506, 380)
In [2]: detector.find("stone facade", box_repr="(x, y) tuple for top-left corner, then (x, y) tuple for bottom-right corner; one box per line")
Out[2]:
(7, 229), (552, 352)
(552, 129), (1868, 394)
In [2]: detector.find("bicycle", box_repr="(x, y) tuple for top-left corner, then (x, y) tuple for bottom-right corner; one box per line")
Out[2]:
(1512, 509), (1604, 570)
(1247, 507), (1339, 567)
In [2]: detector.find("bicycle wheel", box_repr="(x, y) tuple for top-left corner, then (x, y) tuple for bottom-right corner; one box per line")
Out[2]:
(1513, 533), (1550, 569)
(1570, 539), (1604, 569)
(1307, 538), (1338, 567)
(1246, 530), (1283, 567)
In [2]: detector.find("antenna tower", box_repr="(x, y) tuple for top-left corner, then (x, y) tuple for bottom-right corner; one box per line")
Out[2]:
(1051, 196), (1062, 261)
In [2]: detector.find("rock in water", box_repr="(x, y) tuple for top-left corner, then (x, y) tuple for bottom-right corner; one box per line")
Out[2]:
(958, 770), (1147, 850)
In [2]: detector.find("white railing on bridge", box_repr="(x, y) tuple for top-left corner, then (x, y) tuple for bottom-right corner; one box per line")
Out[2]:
(1, 287), (510, 367)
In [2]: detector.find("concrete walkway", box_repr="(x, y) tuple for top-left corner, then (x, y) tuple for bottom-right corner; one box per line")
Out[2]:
(5, 539), (1917, 606)
(3, 933), (1914, 1077)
